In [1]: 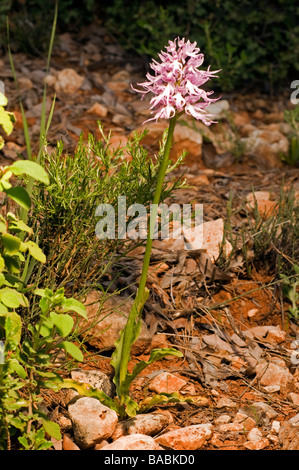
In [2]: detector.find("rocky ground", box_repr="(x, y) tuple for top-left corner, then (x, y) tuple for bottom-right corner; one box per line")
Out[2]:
(1, 22), (299, 451)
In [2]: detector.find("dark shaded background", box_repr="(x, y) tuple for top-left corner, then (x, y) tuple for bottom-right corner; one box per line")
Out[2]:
(1, 0), (299, 94)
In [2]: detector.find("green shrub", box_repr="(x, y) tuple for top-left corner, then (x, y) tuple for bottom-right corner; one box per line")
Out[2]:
(280, 106), (299, 166)
(2, 0), (96, 54)
(27, 125), (184, 297)
(0, 92), (89, 450)
(104, 0), (299, 93)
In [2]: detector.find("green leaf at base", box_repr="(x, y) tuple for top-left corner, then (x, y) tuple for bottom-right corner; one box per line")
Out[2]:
(120, 347), (183, 395)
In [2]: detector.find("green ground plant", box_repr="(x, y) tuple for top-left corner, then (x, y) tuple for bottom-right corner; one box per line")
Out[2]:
(0, 93), (89, 450)
(104, 0), (299, 93)
(280, 106), (299, 166)
(0, 91), (15, 149)
(217, 186), (299, 323)
(28, 126), (184, 298)
(280, 265), (299, 321)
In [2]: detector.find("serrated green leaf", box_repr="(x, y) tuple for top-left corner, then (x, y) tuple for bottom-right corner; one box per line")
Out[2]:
(9, 160), (49, 185)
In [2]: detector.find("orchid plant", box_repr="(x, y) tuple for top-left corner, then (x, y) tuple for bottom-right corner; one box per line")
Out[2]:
(65, 38), (220, 417)
(109, 38), (220, 415)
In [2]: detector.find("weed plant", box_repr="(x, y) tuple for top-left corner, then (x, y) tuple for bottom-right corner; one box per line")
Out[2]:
(280, 106), (299, 166)
(217, 186), (299, 322)
(219, 186), (298, 275)
(247, 186), (299, 275)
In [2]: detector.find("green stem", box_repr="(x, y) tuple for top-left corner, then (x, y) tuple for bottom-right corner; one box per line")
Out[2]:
(118, 115), (177, 389)
(136, 115), (177, 303)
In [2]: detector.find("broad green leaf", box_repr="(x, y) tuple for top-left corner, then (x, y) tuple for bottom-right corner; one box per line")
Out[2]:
(42, 419), (61, 441)
(0, 287), (28, 308)
(23, 240), (46, 263)
(60, 341), (83, 362)
(9, 417), (27, 431)
(0, 301), (8, 315)
(40, 376), (64, 391)
(50, 311), (74, 337)
(9, 358), (27, 379)
(18, 436), (29, 449)
(61, 379), (119, 413)
(121, 347), (183, 395)
(39, 297), (50, 315)
(3, 255), (21, 274)
(4, 398), (29, 411)
(61, 298), (87, 319)
(34, 288), (47, 297)
(0, 255), (5, 272)
(5, 311), (22, 346)
(1, 232), (21, 254)
(0, 273), (5, 287)
(0, 169), (13, 186)
(0, 106), (15, 135)
(120, 395), (140, 418)
(4, 187), (31, 211)
(9, 160), (49, 185)
(39, 318), (54, 337)
(36, 370), (59, 378)
(0, 217), (6, 233)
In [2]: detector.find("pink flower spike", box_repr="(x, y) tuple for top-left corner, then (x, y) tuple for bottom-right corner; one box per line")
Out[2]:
(132, 37), (220, 125)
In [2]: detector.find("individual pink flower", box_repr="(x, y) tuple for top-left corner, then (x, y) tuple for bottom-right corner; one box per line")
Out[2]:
(132, 37), (220, 125)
